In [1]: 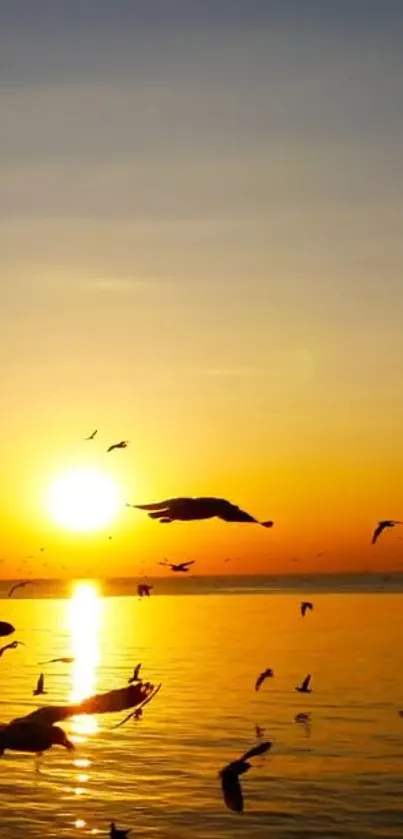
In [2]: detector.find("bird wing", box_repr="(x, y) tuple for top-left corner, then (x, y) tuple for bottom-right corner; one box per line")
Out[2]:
(372, 523), (384, 544)
(107, 444), (117, 452)
(133, 499), (184, 511)
(18, 682), (154, 727)
(38, 673), (44, 691)
(301, 603), (306, 616)
(134, 664), (141, 680)
(241, 741), (272, 762)
(220, 769), (244, 813)
(8, 584), (18, 597)
(217, 501), (257, 523)
(111, 683), (162, 729)
(184, 560), (195, 568)
(255, 672), (265, 691)
(301, 674), (311, 691)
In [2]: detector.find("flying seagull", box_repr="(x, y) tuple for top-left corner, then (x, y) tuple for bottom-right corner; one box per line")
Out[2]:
(39, 657), (74, 665)
(301, 601), (313, 617)
(131, 497), (274, 528)
(219, 741), (271, 813)
(128, 663), (142, 683)
(159, 560), (195, 573)
(255, 668), (274, 691)
(372, 520), (402, 544)
(107, 440), (129, 453)
(0, 641), (24, 658)
(8, 581), (34, 598)
(33, 673), (46, 696)
(295, 674), (312, 693)
(85, 430), (97, 441)
(110, 823), (131, 839)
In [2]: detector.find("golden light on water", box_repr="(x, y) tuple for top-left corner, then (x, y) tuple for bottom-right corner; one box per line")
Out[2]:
(69, 581), (101, 738)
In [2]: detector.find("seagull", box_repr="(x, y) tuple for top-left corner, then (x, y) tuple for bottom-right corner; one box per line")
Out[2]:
(159, 560), (195, 573)
(219, 741), (271, 813)
(39, 657), (74, 665)
(110, 823), (131, 839)
(8, 580), (34, 598)
(137, 584), (153, 598)
(255, 668), (274, 691)
(85, 430), (98, 441)
(131, 497), (274, 528)
(128, 663), (142, 683)
(0, 641), (24, 658)
(295, 674), (312, 693)
(301, 601), (313, 617)
(33, 673), (46, 696)
(0, 721), (74, 756)
(107, 440), (129, 453)
(372, 520), (402, 544)
(0, 621), (15, 638)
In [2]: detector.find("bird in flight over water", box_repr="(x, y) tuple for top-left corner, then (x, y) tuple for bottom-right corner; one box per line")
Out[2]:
(0, 641), (24, 658)
(372, 520), (402, 544)
(110, 822), (131, 838)
(39, 657), (74, 665)
(130, 497), (274, 528)
(295, 674), (312, 693)
(85, 429), (97, 440)
(255, 668), (274, 691)
(301, 601), (313, 617)
(219, 741), (272, 813)
(137, 584), (153, 598)
(107, 440), (129, 453)
(33, 673), (47, 696)
(128, 664), (142, 683)
(159, 560), (195, 573)
(8, 581), (34, 598)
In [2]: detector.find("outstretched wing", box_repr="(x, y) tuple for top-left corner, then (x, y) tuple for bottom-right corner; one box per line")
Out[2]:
(134, 498), (188, 511)
(255, 672), (265, 691)
(17, 682), (154, 727)
(372, 523), (384, 544)
(217, 501), (258, 523)
(241, 741), (272, 762)
(220, 769), (244, 813)
(301, 674), (311, 691)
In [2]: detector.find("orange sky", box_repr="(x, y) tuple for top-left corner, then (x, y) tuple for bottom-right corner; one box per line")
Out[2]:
(1, 4), (403, 577)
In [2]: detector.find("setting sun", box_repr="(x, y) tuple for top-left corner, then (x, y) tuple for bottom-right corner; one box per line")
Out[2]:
(46, 468), (120, 532)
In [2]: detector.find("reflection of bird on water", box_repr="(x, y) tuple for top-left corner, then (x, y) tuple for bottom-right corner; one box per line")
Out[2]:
(128, 663), (141, 683)
(85, 429), (98, 440)
(295, 674), (312, 693)
(255, 724), (265, 739)
(137, 584), (153, 598)
(255, 668), (274, 691)
(8, 580), (34, 598)
(107, 440), (129, 453)
(0, 641), (24, 658)
(110, 823), (131, 838)
(159, 559), (195, 573)
(33, 673), (46, 696)
(131, 496), (274, 528)
(0, 721), (74, 756)
(39, 657), (74, 665)
(372, 520), (402, 544)
(219, 741), (271, 813)
(301, 601), (313, 617)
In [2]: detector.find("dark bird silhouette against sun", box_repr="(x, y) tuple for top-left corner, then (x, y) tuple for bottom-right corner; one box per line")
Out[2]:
(372, 520), (402, 544)
(107, 440), (129, 453)
(159, 560), (195, 573)
(85, 430), (98, 441)
(137, 584), (153, 598)
(33, 673), (46, 696)
(219, 741), (271, 813)
(255, 668), (274, 691)
(0, 640), (24, 658)
(295, 674), (312, 693)
(301, 601), (313, 617)
(131, 497), (274, 528)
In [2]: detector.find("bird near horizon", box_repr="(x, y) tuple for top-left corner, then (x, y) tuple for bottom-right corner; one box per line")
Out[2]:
(128, 663), (141, 683)
(137, 584), (153, 598)
(107, 440), (129, 453)
(372, 520), (402, 544)
(159, 559), (195, 573)
(39, 657), (74, 665)
(295, 674), (312, 693)
(110, 822), (131, 838)
(131, 496), (274, 528)
(85, 429), (98, 440)
(33, 673), (46, 697)
(255, 668), (274, 691)
(0, 641), (24, 658)
(8, 581), (34, 598)
(301, 601), (313, 617)
(219, 741), (271, 813)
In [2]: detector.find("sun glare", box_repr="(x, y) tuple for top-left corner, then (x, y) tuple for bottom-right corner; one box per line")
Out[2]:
(69, 581), (101, 737)
(47, 468), (120, 532)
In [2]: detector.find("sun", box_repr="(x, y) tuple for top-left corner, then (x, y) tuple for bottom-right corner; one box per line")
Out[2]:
(46, 468), (121, 532)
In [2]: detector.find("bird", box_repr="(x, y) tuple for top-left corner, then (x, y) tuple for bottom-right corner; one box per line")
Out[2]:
(137, 584), (153, 598)
(0, 721), (74, 756)
(301, 601), (313, 617)
(131, 496), (274, 528)
(159, 560), (195, 573)
(110, 823), (131, 838)
(128, 663), (141, 683)
(8, 580), (34, 598)
(372, 520), (402, 544)
(39, 657), (74, 665)
(33, 673), (46, 696)
(107, 440), (129, 453)
(219, 741), (271, 813)
(0, 641), (24, 658)
(295, 674), (312, 693)
(85, 429), (98, 440)
(255, 668), (274, 691)
(0, 621), (15, 638)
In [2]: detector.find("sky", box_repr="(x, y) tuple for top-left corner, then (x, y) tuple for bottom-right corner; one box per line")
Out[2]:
(1, 0), (403, 578)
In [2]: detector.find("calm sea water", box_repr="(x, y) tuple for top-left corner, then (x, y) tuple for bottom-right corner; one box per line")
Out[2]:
(0, 581), (402, 838)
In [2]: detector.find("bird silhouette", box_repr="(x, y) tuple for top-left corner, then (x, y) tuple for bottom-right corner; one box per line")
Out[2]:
(131, 497), (274, 528)
(137, 584), (153, 598)
(128, 663), (142, 683)
(301, 601), (313, 617)
(39, 657), (74, 665)
(372, 520), (402, 544)
(33, 673), (46, 696)
(8, 581), (34, 598)
(219, 741), (271, 813)
(107, 440), (129, 453)
(110, 823), (131, 839)
(0, 641), (24, 658)
(255, 668), (274, 691)
(0, 621), (15, 638)
(159, 560), (195, 573)
(85, 430), (98, 440)
(295, 674), (312, 693)
(0, 721), (74, 756)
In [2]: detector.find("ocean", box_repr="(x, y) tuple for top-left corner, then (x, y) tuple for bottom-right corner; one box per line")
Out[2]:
(0, 576), (402, 838)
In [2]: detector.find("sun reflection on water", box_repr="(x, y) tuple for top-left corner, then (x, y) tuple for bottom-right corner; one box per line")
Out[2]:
(68, 581), (101, 738)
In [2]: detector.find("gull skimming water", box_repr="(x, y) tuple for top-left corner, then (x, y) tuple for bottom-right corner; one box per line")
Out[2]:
(295, 674), (312, 693)
(159, 560), (195, 573)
